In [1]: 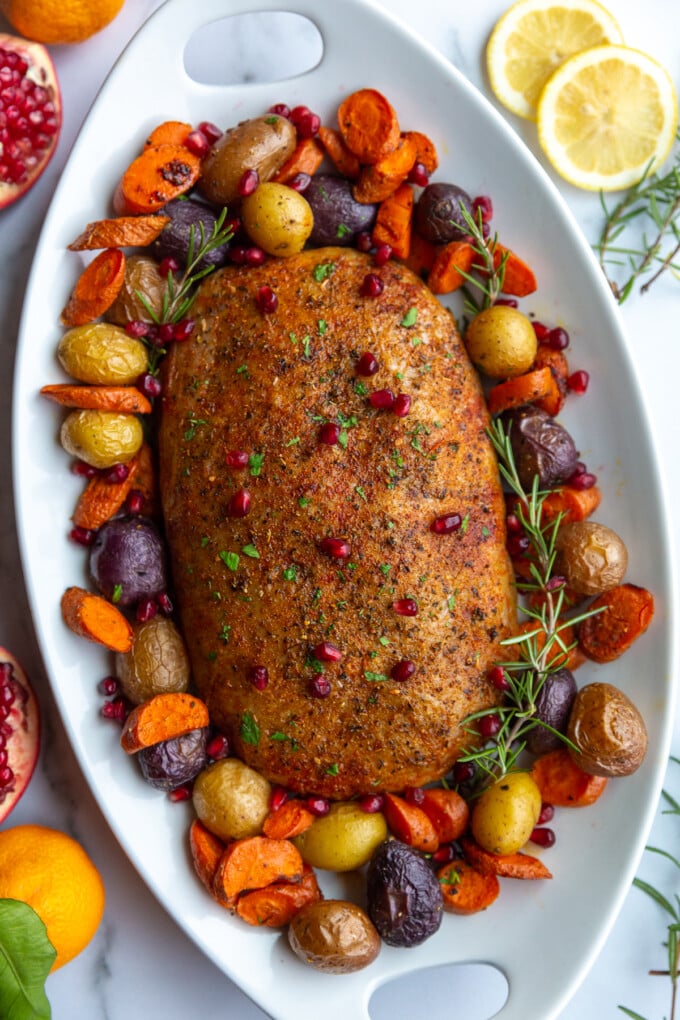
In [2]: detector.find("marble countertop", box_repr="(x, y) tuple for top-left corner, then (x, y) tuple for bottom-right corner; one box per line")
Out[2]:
(1, 1), (678, 1017)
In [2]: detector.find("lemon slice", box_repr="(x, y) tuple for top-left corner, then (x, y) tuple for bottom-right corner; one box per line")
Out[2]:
(537, 45), (678, 190)
(486, 0), (624, 119)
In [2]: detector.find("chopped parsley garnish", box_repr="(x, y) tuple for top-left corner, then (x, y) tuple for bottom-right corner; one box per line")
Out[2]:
(364, 671), (389, 682)
(220, 550), (239, 571)
(298, 496), (311, 508)
(241, 712), (260, 746)
(313, 261), (335, 281)
(242, 544), (259, 559)
(355, 485), (367, 501)
(111, 583), (122, 603)
(326, 763), (340, 776)
(318, 319), (327, 335)
(401, 306), (418, 327)
(248, 452), (264, 476)
(336, 223), (351, 238)
(282, 565), (298, 581)
(219, 624), (231, 643)
(184, 414), (206, 441)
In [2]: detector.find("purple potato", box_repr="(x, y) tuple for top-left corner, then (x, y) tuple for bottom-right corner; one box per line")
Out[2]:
(415, 182), (474, 243)
(153, 198), (231, 270)
(136, 728), (209, 791)
(526, 668), (578, 755)
(89, 516), (167, 607)
(304, 175), (378, 247)
(366, 840), (443, 947)
(500, 406), (579, 490)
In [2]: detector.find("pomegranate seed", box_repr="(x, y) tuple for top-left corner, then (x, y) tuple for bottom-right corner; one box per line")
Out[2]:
(432, 844), (456, 865)
(173, 318), (195, 342)
(506, 513), (523, 534)
(305, 795), (330, 817)
(69, 525), (94, 546)
(157, 592), (173, 614)
(184, 129), (210, 158)
(361, 273), (384, 298)
(567, 369), (589, 394)
(225, 449), (249, 468)
(228, 245), (248, 265)
(228, 488), (251, 517)
(407, 161), (429, 187)
(125, 319), (150, 338)
(358, 793), (385, 813)
(538, 802), (555, 825)
(270, 785), (289, 811)
(0, 684), (15, 708)
(472, 195), (493, 222)
(453, 761), (475, 784)
(369, 388), (395, 410)
(0, 765), (15, 788)
(569, 470), (597, 490)
(392, 598), (418, 617)
(374, 243), (392, 266)
(238, 168), (259, 197)
(319, 536), (350, 559)
(288, 171), (311, 192)
(494, 297), (518, 308)
(168, 784), (193, 802)
(248, 665), (269, 690)
(318, 422), (341, 445)
(198, 120), (222, 144)
(391, 659), (416, 682)
(144, 325), (163, 348)
(268, 103), (290, 118)
(288, 104), (310, 122)
(0, 750), (7, 768)
(430, 513), (462, 535)
(530, 826), (556, 848)
(488, 665), (510, 691)
(532, 320), (551, 341)
(206, 733), (230, 759)
(309, 674), (331, 698)
(507, 533), (531, 557)
(101, 696), (129, 723)
(356, 351), (379, 376)
(479, 714), (501, 739)
(294, 111), (320, 138)
(97, 676), (119, 696)
(313, 641), (342, 662)
(159, 256), (179, 278)
(256, 285), (278, 314)
(158, 322), (175, 343)
(244, 246), (266, 267)
(393, 393), (412, 417)
(136, 598), (158, 622)
(71, 460), (98, 478)
(404, 786), (425, 805)
(355, 231), (373, 253)
(125, 489), (144, 514)
(548, 326), (569, 350)
(546, 575), (567, 592)
(138, 373), (162, 399)
(103, 463), (130, 484)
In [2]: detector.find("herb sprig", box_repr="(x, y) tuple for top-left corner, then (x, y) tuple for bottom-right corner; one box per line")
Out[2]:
(458, 418), (598, 784)
(453, 202), (510, 314)
(597, 133), (680, 303)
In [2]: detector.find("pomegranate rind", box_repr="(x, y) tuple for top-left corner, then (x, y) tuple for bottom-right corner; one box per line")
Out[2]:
(0, 645), (41, 823)
(0, 33), (62, 210)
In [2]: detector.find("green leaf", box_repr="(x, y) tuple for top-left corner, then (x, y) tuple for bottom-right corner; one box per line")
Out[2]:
(241, 711), (260, 746)
(400, 306), (418, 327)
(241, 544), (259, 559)
(0, 899), (56, 1020)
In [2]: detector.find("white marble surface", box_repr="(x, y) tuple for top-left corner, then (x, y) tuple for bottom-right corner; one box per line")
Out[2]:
(0, 0), (678, 1017)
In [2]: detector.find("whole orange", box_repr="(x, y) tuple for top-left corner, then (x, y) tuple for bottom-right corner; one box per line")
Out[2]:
(0, 824), (105, 970)
(0, 0), (125, 45)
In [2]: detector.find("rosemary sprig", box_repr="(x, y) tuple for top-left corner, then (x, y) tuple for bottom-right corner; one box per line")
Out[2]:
(596, 132), (680, 303)
(457, 418), (598, 784)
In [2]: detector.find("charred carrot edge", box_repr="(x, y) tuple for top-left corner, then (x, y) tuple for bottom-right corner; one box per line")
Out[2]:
(437, 858), (500, 914)
(532, 346), (568, 415)
(370, 182), (414, 260)
(317, 125), (361, 179)
(531, 748), (608, 807)
(427, 241), (476, 294)
(383, 792), (439, 853)
(61, 248), (127, 326)
(120, 692), (210, 754)
(337, 88), (401, 165)
(68, 214), (170, 251)
(578, 583), (655, 663)
(61, 585), (133, 653)
(118, 143), (202, 214)
(460, 836), (552, 879)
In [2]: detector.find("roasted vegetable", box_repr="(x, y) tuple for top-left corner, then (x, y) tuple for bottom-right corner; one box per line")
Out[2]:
(288, 899), (381, 974)
(366, 840), (443, 947)
(567, 681), (648, 777)
(415, 182), (474, 243)
(554, 520), (628, 596)
(200, 114), (297, 205)
(89, 516), (167, 607)
(293, 801), (387, 872)
(526, 668), (577, 755)
(136, 727), (209, 790)
(304, 174), (377, 247)
(192, 758), (272, 841)
(501, 405), (578, 489)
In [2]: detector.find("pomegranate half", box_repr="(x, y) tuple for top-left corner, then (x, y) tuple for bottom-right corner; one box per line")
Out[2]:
(0, 645), (41, 823)
(0, 33), (62, 209)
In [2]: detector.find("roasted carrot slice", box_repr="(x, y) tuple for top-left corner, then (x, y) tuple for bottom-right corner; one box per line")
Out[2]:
(437, 859), (500, 914)
(61, 585), (133, 653)
(41, 384), (152, 414)
(486, 366), (556, 416)
(540, 484), (602, 524)
(71, 450), (141, 531)
(337, 88), (401, 164)
(272, 137), (324, 183)
(262, 799), (315, 840)
(460, 836), (552, 879)
(420, 788), (470, 843)
(578, 583), (655, 663)
(352, 134), (417, 204)
(517, 619), (585, 672)
(144, 120), (192, 149)
(189, 819), (227, 899)
(531, 748), (608, 807)
(401, 130), (439, 174)
(531, 346), (568, 415)
(383, 792), (439, 853)
(61, 248), (126, 326)
(212, 836), (304, 907)
(427, 241), (476, 294)
(317, 125), (361, 179)
(404, 229), (437, 277)
(235, 864), (321, 927)
(120, 692), (210, 754)
(370, 182), (414, 260)
(492, 242), (537, 296)
(68, 214), (170, 251)
(118, 143), (202, 214)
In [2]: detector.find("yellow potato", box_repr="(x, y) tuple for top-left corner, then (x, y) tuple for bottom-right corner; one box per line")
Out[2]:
(57, 323), (148, 384)
(470, 771), (541, 855)
(294, 801), (388, 872)
(60, 409), (143, 468)
(464, 305), (537, 378)
(192, 758), (271, 841)
(241, 182), (314, 257)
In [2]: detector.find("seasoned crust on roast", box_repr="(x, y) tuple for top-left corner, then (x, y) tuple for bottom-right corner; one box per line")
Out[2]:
(159, 247), (516, 798)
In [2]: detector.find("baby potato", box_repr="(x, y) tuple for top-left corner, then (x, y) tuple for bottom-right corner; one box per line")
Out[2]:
(464, 305), (537, 379)
(293, 801), (388, 872)
(192, 758), (271, 841)
(471, 771), (542, 855)
(241, 182), (314, 257)
(201, 114), (297, 205)
(58, 323), (148, 384)
(554, 520), (628, 596)
(115, 616), (190, 704)
(288, 899), (381, 974)
(60, 409), (143, 468)
(106, 254), (166, 326)
(567, 681), (648, 777)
